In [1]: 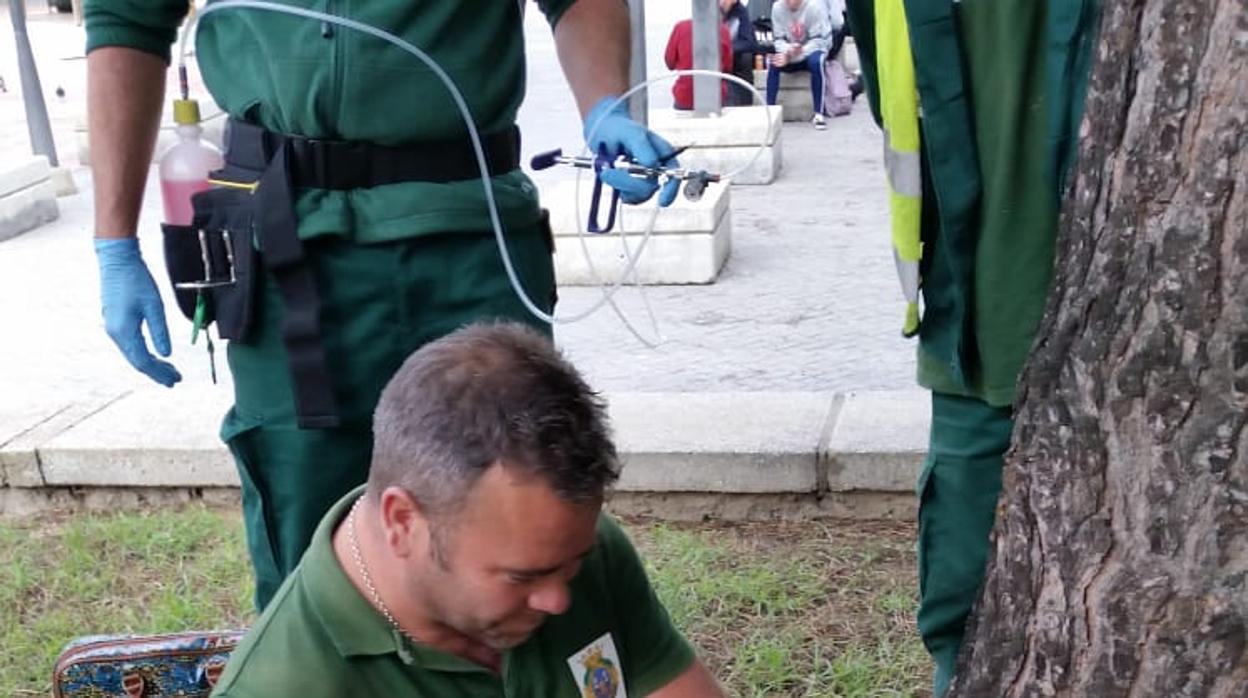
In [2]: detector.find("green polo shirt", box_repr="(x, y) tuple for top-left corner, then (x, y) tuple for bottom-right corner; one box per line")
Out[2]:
(84, 0), (578, 242)
(212, 487), (696, 697)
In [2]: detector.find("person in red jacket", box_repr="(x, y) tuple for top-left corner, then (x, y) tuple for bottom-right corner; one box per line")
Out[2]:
(664, 18), (733, 111)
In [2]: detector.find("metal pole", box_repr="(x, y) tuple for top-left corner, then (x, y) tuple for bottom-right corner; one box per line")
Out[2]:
(691, 0), (721, 116)
(627, 0), (647, 127)
(10, 0), (59, 167)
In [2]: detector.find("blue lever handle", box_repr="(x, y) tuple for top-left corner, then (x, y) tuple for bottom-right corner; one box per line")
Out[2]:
(587, 149), (621, 233)
(587, 178), (620, 234)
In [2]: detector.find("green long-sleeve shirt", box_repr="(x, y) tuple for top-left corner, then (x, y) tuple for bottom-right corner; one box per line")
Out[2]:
(85, 0), (578, 242)
(847, 0), (1098, 406)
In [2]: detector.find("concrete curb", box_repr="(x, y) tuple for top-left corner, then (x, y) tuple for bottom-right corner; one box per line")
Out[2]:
(0, 156), (59, 242)
(0, 386), (929, 518)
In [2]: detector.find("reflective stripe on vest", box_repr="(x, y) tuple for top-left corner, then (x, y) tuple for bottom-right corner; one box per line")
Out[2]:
(875, 0), (922, 337)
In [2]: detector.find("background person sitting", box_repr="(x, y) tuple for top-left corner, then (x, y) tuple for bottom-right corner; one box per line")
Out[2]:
(665, 17), (733, 111)
(766, 0), (833, 129)
(720, 0), (760, 106)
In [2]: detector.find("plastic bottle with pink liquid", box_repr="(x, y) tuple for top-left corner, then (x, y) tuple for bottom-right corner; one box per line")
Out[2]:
(159, 99), (223, 225)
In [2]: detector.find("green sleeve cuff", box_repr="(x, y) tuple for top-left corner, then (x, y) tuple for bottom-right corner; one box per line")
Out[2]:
(538, 0), (580, 29)
(84, 0), (188, 64)
(628, 632), (697, 696)
(597, 516), (700, 695)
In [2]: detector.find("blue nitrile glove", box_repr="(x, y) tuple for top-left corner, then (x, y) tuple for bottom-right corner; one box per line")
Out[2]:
(583, 96), (681, 207)
(95, 237), (182, 387)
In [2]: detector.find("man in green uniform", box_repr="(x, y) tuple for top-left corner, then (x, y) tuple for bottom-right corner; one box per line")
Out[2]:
(85, 0), (682, 609)
(845, 0), (1099, 693)
(212, 322), (725, 697)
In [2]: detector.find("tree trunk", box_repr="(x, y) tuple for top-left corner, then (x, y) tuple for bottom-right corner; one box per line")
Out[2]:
(949, 0), (1247, 696)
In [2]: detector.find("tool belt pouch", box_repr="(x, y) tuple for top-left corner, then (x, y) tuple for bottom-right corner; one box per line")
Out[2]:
(161, 187), (259, 341)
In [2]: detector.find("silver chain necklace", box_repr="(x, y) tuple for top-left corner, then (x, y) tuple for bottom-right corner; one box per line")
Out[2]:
(347, 496), (417, 642)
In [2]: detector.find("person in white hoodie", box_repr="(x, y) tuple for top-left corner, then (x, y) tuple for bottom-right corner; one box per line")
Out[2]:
(766, 0), (833, 129)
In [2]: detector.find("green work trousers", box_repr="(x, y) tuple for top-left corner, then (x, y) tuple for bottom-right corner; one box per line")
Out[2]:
(221, 223), (555, 610)
(916, 392), (1013, 696)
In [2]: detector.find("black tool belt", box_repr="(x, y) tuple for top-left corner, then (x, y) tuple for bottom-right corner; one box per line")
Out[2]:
(163, 118), (521, 429)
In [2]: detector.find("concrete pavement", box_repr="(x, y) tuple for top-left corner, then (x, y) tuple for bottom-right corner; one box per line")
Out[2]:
(0, 3), (926, 519)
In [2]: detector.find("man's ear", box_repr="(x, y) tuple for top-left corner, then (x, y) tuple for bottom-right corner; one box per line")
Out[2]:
(378, 486), (429, 559)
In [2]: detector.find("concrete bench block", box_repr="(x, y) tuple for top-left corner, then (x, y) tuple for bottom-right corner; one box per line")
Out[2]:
(647, 106), (783, 184)
(38, 386), (238, 488)
(548, 177), (731, 235)
(608, 392), (836, 493)
(823, 390), (929, 492)
(753, 69), (816, 122)
(648, 106), (782, 147)
(0, 157), (53, 198)
(553, 214), (731, 285)
(545, 178), (732, 285)
(0, 156), (59, 242)
(679, 142), (781, 185)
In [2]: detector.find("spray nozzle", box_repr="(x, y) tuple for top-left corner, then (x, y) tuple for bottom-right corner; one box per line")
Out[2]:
(529, 148), (721, 230)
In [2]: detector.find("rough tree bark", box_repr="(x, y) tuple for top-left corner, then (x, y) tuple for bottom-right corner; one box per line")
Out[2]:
(949, 0), (1247, 696)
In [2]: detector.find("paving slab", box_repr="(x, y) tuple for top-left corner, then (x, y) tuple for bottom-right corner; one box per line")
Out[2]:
(0, 391), (130, 487)
(21, 389), (844, 495)
(824, 389), (929, 492)
(0, 177), (58, 242)
(38, 384), (236, 488)
(0, 403), (63, 487)
(607, 391), (835, 493)
(5, 388), (928, 519)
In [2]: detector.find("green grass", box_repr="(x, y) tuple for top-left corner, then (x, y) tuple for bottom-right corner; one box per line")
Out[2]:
(1, 508), (929, 697)
(0, 507), (253, 696)
(630, 519), (930, 697)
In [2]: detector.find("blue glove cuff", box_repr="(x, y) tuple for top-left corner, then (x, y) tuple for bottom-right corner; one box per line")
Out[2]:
(94, 237), (142, 263)
(583, 95), (626, 142)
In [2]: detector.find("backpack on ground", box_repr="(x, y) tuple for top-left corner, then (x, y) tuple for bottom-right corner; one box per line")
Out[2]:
(822, 56), (854, 117)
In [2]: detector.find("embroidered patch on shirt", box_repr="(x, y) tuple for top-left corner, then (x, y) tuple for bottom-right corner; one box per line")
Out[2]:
(567, 633), (626, 698)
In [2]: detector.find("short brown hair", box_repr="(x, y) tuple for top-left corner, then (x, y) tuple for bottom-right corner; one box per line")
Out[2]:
(367, 322), (619, 520)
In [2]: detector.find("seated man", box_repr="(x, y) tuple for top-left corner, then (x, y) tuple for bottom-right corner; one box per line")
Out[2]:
(212, 323), (724, 697)
(767, 0), (834, 129)
(664, 16), (733, 111)
(720, 0), (760, 106)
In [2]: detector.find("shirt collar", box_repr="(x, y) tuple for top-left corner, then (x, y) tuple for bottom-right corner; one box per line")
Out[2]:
(300, 486), (498, 674)
(302, 486), (401, 659)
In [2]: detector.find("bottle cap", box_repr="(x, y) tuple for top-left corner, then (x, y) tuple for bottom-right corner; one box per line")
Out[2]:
(172, 99), (202, 126)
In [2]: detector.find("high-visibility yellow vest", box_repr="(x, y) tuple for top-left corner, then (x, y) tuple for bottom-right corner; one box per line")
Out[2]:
(874, 0), (922, 337)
